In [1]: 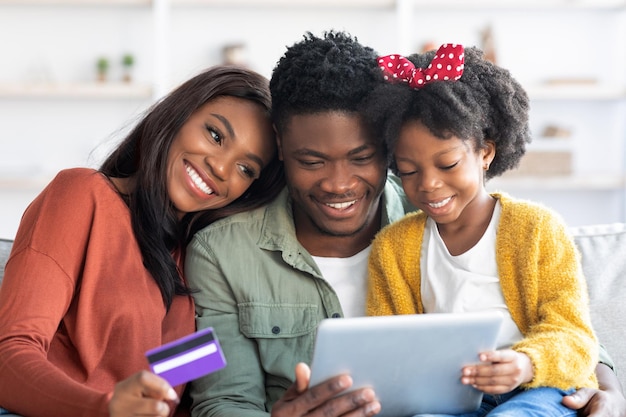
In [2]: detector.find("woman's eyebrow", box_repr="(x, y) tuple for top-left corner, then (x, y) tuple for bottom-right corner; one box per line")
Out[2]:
(246, 152), (265, 169)
(211, 113), (235, 138)
(212, 112), (266, 169)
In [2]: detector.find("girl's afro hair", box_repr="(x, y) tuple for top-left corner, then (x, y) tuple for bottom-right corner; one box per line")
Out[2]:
(362, 46), (531, 179)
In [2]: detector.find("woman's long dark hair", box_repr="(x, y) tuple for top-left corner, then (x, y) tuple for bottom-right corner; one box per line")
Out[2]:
(100, 66), (285, 309)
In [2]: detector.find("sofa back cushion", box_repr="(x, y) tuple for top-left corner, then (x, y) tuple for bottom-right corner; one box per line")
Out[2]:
(0, 238), (12, 285)
(571, 223), (626, 390)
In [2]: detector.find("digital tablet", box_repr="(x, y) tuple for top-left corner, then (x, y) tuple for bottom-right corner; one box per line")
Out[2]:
(309, 311), (504, 417)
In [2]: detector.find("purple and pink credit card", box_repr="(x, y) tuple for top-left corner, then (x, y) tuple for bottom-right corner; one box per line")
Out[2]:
(146, 327), (227, 387)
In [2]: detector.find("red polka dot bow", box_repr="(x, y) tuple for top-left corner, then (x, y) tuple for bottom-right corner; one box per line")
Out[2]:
(378, 44), (465, 89)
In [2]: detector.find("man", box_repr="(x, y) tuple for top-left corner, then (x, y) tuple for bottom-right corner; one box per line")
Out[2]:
(185, 31), (625, 417)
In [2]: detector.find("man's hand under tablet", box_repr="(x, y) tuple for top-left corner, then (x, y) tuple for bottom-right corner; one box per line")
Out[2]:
(271, 363), (381, 417)
(562, 363), (626, 417)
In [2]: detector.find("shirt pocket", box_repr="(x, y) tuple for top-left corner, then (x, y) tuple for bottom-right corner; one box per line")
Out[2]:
(238, 302), (319, 377)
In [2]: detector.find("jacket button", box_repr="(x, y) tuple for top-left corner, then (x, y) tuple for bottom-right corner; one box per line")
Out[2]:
(331, 313), (341, 318)
(272, 326), (281, 334)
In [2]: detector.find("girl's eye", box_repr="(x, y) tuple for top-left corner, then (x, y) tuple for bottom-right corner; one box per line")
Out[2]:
(396, 163), (418, 177)
(206, 125), (222, 145)
(441, 161), (459, 170)
(238, 164), (257, 179)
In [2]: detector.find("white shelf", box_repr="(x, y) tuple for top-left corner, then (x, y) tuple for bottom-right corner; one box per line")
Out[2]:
(527, 84), (626, 101)
(527, 138), (573, 151)
(488, 174), (626, 191)
(3, 0), (620, 7)
(0, 83), (153, 99)
(404, 0), (625, 10)
(172, 0), (393, 7)
(0, 0), (151, 5)
(4, 0), (620, 7)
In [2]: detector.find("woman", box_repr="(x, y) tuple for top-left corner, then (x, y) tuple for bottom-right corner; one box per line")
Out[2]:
(0, 65), (284, 417)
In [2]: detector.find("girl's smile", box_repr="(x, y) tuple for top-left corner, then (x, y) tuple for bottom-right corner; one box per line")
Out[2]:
(394, 120), (495, 230)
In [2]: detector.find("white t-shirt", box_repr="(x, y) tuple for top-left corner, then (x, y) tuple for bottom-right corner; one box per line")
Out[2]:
(421, 201), (523, 349)
(313, 245), (372, 318)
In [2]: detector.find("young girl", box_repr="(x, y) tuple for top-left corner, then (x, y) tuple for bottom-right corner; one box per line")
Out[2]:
(0, 65), (284, 417)
(364, 44), (598, 416)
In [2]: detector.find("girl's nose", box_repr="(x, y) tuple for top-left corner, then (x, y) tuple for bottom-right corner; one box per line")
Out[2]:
(418, 170), (441, 192)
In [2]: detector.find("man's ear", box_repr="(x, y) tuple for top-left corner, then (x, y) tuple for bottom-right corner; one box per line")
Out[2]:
(274, 124), (284, 161)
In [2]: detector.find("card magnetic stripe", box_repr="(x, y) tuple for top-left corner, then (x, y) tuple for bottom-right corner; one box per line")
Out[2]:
(147, 330), (215, 364)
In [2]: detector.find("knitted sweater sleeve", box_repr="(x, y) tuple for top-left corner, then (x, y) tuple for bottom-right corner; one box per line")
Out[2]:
(366, 213), (425, 316)
(496, 195), (599, 389)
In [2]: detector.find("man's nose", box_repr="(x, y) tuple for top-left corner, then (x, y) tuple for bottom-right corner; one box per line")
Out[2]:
(319, 162), (358, 194)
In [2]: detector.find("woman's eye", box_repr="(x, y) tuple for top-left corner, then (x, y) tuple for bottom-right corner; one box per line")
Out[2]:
(238, 164), (257, 179)
(206, 125), (222, 145)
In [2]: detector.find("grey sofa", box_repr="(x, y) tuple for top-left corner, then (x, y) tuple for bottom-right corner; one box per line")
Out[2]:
(0, 239), (11, 283)
(570, 223), (626, 390)
(0, 224), (625, 390)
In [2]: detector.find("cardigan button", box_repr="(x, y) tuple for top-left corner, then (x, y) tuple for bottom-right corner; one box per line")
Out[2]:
(331, 313), (341, 318)
(271, 326), (281, 335)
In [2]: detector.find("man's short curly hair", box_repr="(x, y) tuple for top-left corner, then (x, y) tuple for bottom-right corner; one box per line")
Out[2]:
(270, 30), (383, 135)
(362, 46), (531, 180)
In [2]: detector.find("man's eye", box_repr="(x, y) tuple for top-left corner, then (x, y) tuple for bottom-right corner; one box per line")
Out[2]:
(353, 154), (375, 164)
(300, 160), (322, 167)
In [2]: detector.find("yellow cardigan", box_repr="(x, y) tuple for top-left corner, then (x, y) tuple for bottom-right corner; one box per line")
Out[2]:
(366, 192), (598, 389)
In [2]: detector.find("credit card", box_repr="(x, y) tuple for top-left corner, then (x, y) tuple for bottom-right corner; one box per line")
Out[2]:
(146, 327), (227, 387)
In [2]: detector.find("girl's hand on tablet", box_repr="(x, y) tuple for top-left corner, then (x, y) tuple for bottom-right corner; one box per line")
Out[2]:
(461, 349), (533, 394)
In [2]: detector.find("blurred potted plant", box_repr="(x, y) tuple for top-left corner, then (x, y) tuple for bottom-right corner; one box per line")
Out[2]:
(122, 53), (135, 83)
(96, 57), (109, 82)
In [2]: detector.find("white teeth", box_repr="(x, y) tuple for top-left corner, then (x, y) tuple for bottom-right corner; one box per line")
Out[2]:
(185, 164), (214, 195)
(326, 200), (356, 210)
(429, 197), (451, 208)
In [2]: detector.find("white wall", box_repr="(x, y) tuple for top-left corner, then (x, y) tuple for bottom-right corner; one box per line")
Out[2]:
(1, 1), (625, 238)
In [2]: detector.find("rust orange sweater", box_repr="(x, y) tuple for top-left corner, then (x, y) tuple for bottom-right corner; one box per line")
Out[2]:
(0, 168), (195, 416)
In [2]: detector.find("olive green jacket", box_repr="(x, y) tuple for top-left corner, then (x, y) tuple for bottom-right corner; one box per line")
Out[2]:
(185, 178), (412, 417)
